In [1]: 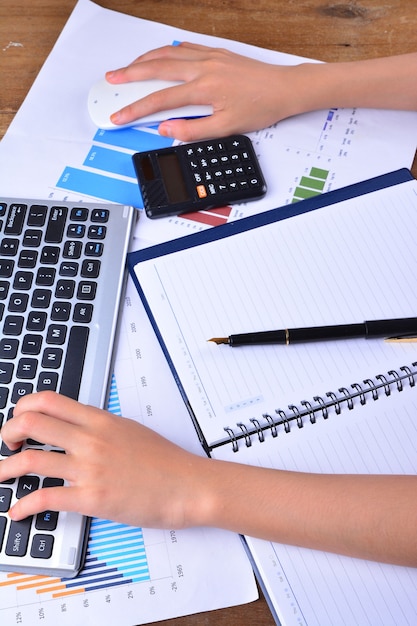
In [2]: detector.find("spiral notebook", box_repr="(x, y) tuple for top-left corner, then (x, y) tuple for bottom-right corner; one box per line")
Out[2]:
(129, 168), (417, 626)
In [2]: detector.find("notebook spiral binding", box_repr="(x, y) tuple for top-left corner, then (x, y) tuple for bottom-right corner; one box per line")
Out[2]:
(223, 362), (417, 452)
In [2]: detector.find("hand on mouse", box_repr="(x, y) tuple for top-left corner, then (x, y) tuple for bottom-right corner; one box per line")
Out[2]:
(106, 44), (417, 142)
(105, 42), (301, 141)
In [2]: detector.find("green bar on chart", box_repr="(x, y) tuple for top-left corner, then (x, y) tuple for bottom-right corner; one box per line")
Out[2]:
(293, 186), (322, 200)
(299, 176), (326, 191)
(309, 167), (329, 180)
(292, 166), (330, 202)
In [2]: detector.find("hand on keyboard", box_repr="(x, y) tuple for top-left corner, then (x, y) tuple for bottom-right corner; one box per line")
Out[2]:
(0, 390), (208, 531)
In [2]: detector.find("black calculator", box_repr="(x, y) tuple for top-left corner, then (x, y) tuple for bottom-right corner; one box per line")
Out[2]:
(132, 134), (267, 219)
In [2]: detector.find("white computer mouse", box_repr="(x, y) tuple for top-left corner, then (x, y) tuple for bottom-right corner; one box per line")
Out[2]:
(87, 78), (213, 129)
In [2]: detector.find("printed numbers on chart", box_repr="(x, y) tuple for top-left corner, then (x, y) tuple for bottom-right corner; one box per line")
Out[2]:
(176, 564), (184, 578)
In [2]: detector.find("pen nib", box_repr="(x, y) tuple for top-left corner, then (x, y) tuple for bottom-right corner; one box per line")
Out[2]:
(207, 337), (229, 345)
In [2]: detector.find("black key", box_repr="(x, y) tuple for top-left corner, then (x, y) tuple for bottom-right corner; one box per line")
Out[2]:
(11, 382), (33, 404)
(59, 326), (89, 399)
(67, 224), (85, 238)
(36, 510), (59, 531)
(88, 225), (106, 239)
(0, 387), (9, 409)
(17, 358), (38, 379)
(18, 249), (38, 268)
(0, 259), (14, 277)
(36, 267), (56, 286)
(17, 475), (40, 499)
(31, 289), (51, 309)
(91, 208), (109, 222)
(70, 207), (88, 221)
(0, 338), (19, 359)
(0, 362), (14, 383)
(81, 259), (100, 278)
(8, 292), (29, 312)
(43, 477), (64, 488)
(23, 229), (42, 247)
(37, 371), (58, 392)
(22, 334), (43, 355)
(41, 348), (62, 369)
(13, 271), (33, 290)
(5, 204), (27, 235)
(50, 301), (71, 321)
(0, 387), (8, 409)
(5, 518), (32, 557)
(0, 238), (19, 256)
(63, 240), (82, 259)
(59, 261), (78, 277)
(55, 279), (75, 299)
(1, 409), (21, 457)
(73, 302), (93, 323)
(0, 516), (6, 551)
(3, 315), (24, 335)
(31, 534), (54, 559)
(0, 281), (9, 300)
(85, 242), (103, 256)
(45, 206), (67, 243)
(76, 281), (97, 301)
(46, 324), (67, 345)
(40, 246), (60, 264)
(0, 487), (12, 512)
(26, 311), (47, 331)
(27, 204), (47, 226)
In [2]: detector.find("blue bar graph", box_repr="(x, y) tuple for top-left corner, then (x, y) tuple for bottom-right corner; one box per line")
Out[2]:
(57, 167), (142, 206)
(61, 519), (151, 592)
(84, 146), (137, 178)
(56, 126), (174, 204)
(94, 127), (173, 151)
(107, 373), (122, 415)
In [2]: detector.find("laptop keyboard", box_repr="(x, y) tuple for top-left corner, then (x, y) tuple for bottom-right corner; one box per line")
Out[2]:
(0, 198), (136, 577)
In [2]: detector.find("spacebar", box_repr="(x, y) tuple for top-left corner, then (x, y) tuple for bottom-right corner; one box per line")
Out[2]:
(59, 326), (90, 400)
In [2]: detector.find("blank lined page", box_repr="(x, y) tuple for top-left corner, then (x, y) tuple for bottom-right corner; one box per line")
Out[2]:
(134, 178), (417, 447)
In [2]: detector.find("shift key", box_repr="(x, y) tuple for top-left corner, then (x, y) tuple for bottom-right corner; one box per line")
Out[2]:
(5, 518), (32, 557)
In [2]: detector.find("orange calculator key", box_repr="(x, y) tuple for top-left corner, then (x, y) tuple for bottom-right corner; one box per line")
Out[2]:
(196, 185), (207, 198)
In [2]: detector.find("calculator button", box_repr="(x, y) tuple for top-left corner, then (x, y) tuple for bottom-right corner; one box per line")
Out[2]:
(196, 185), (208, 199)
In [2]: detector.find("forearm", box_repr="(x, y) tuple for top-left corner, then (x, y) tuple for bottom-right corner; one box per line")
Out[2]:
(193, 459), (417, 566)
(291, 53), (417, 115)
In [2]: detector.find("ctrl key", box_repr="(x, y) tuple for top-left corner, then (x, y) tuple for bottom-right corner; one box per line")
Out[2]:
(5, 517), (32, 557)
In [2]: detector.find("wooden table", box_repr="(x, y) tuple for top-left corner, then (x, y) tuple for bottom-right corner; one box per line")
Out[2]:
(0, 1), (416, 624)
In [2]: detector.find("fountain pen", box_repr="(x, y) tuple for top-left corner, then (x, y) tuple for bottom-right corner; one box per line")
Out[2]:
(208, 317), (417, 347)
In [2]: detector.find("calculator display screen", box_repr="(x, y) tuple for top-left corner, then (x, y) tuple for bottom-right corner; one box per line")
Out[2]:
(157, 153), (190, 203)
